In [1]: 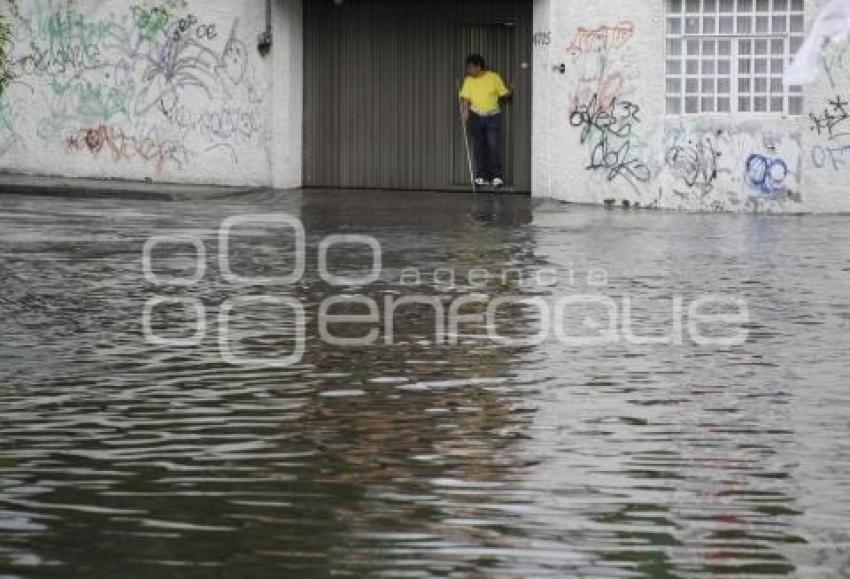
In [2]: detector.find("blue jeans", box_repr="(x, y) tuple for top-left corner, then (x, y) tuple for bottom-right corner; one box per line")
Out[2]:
(469, 112), (503, 181)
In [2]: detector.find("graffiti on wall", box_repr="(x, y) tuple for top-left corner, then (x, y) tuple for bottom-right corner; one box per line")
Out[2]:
(810, 96), (850, 140)
(665, 134), (722, 196)
(567, 21), (635, 55)
(0, 9), (12, 96)
(13, 9), (116, 79)
(658, 124), (802, 209)
(0, 98), (19, 155)
(0, 9), (17, 154)
(567, 21), (638, 112)
(811, 142), (850, 171)
(569, 93), (650, 186)
(0, 1), (265, 172)
(822, 41), (850, 89)
(745, 153), (791, 197)
(66, 124), (188, 171)
(809, 95), (850, 174)
(543, 14), (812, 211)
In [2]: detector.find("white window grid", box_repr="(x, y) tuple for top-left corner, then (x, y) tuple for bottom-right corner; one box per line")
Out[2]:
(666, 0), (805, 116)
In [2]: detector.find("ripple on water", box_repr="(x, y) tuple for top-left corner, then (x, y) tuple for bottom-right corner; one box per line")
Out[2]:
(1, 193), (849, 577)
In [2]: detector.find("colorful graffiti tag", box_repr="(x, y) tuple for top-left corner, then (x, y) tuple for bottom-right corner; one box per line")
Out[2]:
(0, 1), (266, 174)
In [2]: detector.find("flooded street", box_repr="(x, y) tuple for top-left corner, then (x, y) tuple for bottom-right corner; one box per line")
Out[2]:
(1, 190), (849, 577)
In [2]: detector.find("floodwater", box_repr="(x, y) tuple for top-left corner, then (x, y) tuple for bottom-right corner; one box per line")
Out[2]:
(1, 189), (849, 578)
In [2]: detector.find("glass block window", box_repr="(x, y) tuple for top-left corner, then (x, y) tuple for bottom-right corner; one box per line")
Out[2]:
(666, 0), (804, 115)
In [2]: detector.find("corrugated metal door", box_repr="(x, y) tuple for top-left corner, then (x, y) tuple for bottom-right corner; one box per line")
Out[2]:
(303, 0), (532, 191)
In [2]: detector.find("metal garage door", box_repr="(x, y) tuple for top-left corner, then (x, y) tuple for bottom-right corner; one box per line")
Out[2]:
(303, 0), (532, 191)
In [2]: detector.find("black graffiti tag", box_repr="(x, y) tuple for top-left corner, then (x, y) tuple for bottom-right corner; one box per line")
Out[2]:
(665, 136), (721, 194)
(810, 96), (850, 140)
(569, 94), (650, 184)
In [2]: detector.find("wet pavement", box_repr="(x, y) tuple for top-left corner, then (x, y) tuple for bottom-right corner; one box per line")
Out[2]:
(1, 189), (850, 577)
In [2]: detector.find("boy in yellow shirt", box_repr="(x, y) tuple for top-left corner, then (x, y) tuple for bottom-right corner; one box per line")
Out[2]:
(459, 54), (511, 189)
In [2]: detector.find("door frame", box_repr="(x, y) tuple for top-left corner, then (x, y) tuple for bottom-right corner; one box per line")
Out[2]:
(301, 0), (533, 192)
(453, 21), (525, 189)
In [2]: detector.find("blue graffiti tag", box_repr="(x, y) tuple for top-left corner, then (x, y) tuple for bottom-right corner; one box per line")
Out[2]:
(811, 143), (850, 171)
(745, 154), (789, 197)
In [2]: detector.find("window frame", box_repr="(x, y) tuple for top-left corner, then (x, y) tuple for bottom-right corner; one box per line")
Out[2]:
(665, 0), (805, 117)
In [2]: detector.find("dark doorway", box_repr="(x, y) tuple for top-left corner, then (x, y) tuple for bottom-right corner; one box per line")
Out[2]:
(303, 0), (532, 192)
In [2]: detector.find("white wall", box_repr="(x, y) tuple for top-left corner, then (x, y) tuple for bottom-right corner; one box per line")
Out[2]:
(0, 0), (302, 187)
(4, 0), (849, 211)
(532, 0), (555, 199)
(270, 0), (302, 189)
(532, 0), (850, 213)
(798, 0), (850, 213)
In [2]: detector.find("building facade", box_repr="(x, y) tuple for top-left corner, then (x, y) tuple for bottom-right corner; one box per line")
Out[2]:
(0, 0), (847, 212)
(0, 0), (302, 189)
(533, 0), (850, 213)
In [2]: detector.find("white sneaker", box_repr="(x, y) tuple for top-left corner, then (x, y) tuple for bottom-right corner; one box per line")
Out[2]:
(492, 177), (504, 188)
(474, 178), (487, 187)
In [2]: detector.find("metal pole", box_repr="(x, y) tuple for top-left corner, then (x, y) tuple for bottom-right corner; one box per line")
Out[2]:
(462, 120), (477, 194)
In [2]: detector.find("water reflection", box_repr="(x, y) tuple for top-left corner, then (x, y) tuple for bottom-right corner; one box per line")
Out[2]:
(0, 191), (848, 577)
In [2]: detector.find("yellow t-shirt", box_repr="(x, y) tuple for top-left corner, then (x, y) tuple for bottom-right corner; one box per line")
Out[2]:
(459, 71), (510, 114)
